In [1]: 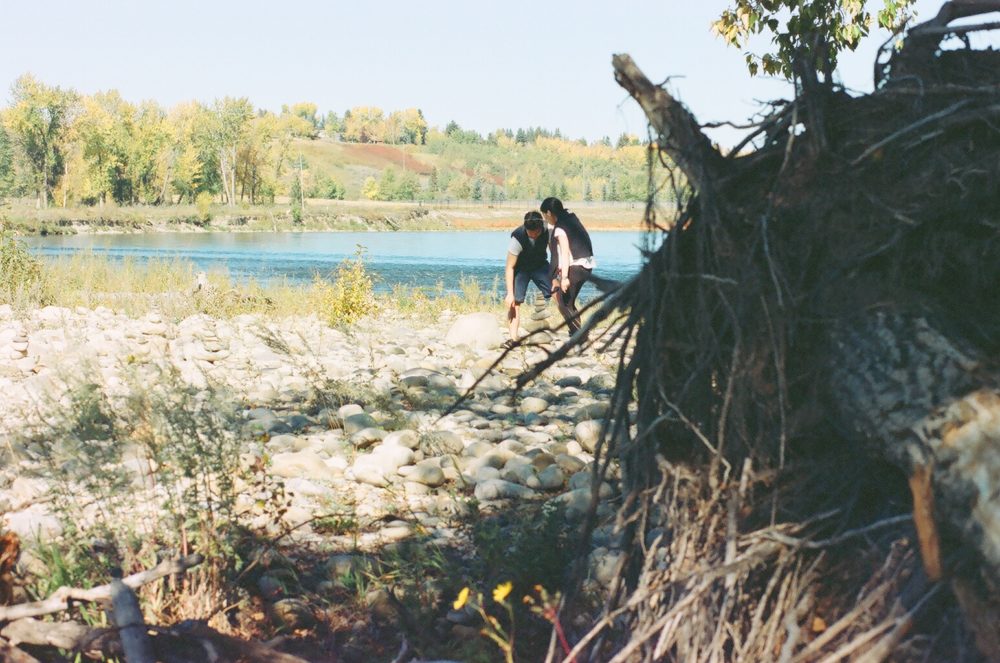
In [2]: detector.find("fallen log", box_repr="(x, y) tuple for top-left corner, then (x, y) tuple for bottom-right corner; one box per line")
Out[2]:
(0, 553), (203, 623)
(0, 616), (312, 663)
(596, 9), (1000, 660)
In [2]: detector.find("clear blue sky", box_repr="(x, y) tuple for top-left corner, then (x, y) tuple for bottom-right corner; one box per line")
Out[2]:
(0, 0), (973, 147)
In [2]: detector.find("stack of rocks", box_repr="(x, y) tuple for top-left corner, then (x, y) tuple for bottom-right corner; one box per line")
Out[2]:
(522, 290), (555, 344)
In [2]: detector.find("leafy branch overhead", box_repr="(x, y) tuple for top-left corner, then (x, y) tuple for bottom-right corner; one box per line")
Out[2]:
(714, 0), (916, 77)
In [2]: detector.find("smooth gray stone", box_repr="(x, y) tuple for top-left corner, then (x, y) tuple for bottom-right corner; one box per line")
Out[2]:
(350, 427), (387, 449)
(343, 412), (378, 435)
(555, 375), (583, 388)
(283, 414), (312, 432)
(530, 452), (557, 470)
(338, 403), (365, 421)
(384, 429), (420, 449)
(586, 373), (616, 391)
(409, 459), (445, 486)
(474, 479), (536, 501)
(574, 402), (610, 422)
(422, 430), (465, 455)
(501, 464), (536, 486)
(574, 420), (604, 452)
(555, 454), (587, 474)
(399, 374), (429, 388)
(536, 464), (566, 491)
(463, 440), (495, 458)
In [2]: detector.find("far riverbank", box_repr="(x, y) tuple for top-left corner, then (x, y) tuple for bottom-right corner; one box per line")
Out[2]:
(1, 198), (654, 236)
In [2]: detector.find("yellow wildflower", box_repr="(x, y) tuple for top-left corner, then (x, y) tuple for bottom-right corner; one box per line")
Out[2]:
(493, 581), (513, 603)
(453, 587), (471, 610)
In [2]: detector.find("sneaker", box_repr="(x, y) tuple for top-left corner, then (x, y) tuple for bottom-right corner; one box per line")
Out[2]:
(501, 339), (517, 350)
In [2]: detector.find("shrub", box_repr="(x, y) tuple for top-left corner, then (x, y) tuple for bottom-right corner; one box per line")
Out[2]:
(17, 364), (278, 623)
(195, 191), (214, 223)
(0, 226), (45, 304)
(310, 246), (378, 325)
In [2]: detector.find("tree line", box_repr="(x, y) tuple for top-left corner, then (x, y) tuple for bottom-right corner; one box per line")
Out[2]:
(0, 73), (652, 209)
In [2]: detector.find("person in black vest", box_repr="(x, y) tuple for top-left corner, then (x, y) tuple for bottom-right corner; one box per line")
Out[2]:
(503, 211), (552, 347)
(541, 196), (597, 338)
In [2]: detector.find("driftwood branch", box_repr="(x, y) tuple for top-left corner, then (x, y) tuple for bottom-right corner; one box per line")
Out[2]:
(1, 618), (97, 649)
(0, 638), (41, 663)
(1, 617), (312, 663)
(111, 579), (154, 663)
(612, 53), (727, 193)
(0, 554), (204, 623)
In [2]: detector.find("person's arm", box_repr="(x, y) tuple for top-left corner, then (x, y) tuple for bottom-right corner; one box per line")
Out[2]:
(504, 252), (518, 308)
(556, 229), (573, 293)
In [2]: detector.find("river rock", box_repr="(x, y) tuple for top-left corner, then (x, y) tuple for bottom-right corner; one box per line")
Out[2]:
(350, 427), (387, 449)
(343, 412), (378, 435)
(270, 598), (315, 630)
(383, 429), (420, 449)
(270, 451), (339, 481)
(520, 397), (549, 415)
(422, 430), (464, 455)
(445, 313), (504, 350)
(535, 464), (566, 491)
(409, 461), (446, 487)
(574, 420), (604, 452)
(575, 402), (610, 422)
(474, 479), (535, 501)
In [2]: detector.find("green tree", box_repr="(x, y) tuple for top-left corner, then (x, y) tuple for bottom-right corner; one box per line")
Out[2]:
(471, 176), (483, 201)
(3, 74), (77, 208)
(713, 0), (915, 78)
(395, 170), (418, 200)
(324, 111), (342, 136)
(0, 127), (14, 197)
(583, 180), (592, 202)
(378, 167), (398, 200)
(207, 97), (254, 206)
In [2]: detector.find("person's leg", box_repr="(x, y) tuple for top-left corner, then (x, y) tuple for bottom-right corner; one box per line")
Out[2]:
(559, 266), (591, 335)
(509, 270), (530, 342)
(529, 265), (553, 304)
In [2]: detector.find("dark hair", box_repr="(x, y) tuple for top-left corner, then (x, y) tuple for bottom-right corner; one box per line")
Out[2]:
(540, 197), (565, 215)
(523, 211), (544, 232)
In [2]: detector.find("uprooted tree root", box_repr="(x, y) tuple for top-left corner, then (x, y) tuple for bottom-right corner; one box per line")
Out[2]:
(517, 13), (1000, 663)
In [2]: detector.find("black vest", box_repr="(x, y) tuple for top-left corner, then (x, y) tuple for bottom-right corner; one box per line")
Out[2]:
(511, 226), (549, 272)
(554, 211), (593, 262)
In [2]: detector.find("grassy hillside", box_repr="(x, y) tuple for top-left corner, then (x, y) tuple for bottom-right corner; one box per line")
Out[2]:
(288, 133), (652, 203)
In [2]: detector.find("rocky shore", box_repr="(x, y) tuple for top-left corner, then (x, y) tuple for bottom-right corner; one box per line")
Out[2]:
(0, 296), (627, 630)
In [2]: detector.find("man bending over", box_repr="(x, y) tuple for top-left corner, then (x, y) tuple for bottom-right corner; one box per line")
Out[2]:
(503, 211), (551, 348)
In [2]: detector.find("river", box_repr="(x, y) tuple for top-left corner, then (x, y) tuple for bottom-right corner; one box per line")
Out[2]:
(25, 230), (662, 296)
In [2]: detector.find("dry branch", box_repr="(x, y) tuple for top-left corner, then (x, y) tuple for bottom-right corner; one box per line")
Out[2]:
(612, 53), (727, 194)
(110, 579), (154, 663)
(0, 554), (203, 622)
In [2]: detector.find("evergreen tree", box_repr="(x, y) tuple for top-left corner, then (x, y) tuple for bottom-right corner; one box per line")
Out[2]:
(583, 180), (592, 202)
(559, 182), (569, 199)
(471, 176), (483, 201)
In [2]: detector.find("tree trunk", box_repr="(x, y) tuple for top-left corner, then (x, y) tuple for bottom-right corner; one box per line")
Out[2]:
(611, 44), (1000, 658)
(828, 311), (1000, 657)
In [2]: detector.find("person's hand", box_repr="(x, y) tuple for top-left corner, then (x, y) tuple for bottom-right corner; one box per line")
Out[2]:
(560, 276), (570, 293)
(504, 293), (515, 309)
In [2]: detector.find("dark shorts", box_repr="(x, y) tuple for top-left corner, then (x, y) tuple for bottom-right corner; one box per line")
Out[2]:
(513, 264), (552, 304)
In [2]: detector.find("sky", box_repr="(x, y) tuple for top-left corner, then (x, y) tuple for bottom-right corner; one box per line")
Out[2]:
(0, 0), (979, 148)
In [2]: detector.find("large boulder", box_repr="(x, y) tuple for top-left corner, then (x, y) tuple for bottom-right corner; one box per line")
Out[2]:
(445, 313), (504, 350)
